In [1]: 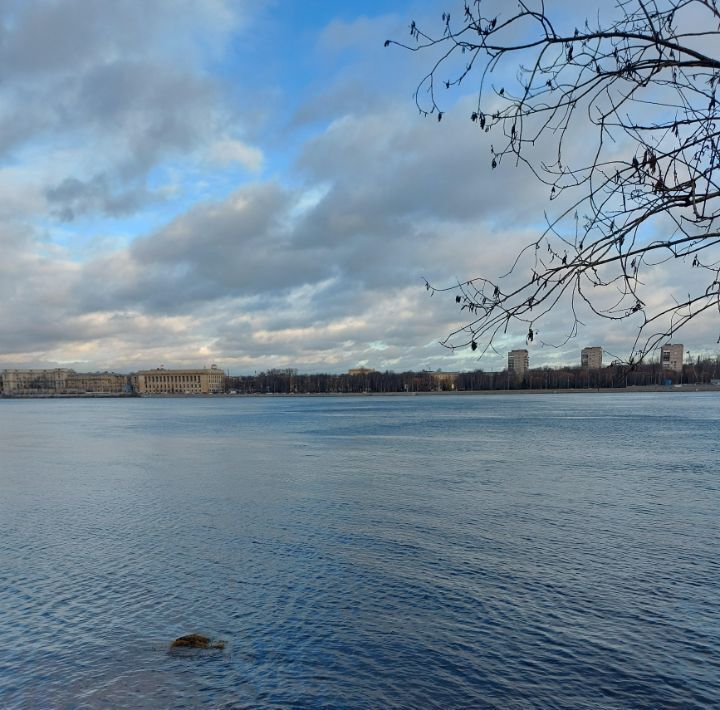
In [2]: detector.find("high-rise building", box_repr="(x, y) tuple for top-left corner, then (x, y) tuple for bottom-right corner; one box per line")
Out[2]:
(660, 343), (684, 373)
(581, 347), (603, 369)
(508, 349), (529, 376)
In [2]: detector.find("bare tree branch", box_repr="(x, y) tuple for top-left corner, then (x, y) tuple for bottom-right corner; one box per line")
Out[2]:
(390, 0), (720, 362)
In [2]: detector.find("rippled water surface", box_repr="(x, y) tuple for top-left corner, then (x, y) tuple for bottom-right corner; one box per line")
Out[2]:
(1, 393), (719, 708)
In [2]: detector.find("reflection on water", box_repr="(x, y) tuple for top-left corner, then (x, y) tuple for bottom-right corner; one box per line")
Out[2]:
(1, 393), (719, 708)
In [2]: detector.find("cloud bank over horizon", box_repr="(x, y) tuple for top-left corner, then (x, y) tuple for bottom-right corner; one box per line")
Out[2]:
(1, 0), (717, 374)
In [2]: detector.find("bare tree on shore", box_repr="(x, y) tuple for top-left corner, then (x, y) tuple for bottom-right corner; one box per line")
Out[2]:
(388, 0), (720, 363)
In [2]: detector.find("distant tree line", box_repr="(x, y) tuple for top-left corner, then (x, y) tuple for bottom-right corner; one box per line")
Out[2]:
(225, 359), (720, 394)
(226, 369), (441, 394)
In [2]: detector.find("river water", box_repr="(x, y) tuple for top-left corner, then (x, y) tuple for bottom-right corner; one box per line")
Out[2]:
(1, 393), (718, 708)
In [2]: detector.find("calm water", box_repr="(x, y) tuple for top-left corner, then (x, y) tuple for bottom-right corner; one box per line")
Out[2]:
(1, 393), (718, 708)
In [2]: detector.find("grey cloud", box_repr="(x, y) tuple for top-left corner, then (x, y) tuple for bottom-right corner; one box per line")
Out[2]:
(46, 175), (154, 221)
(296, 105), (549, 243)
(0, 223), (221, 361)
(0, 102), (53, 156)
(66, 183), (331, 316)
(0, 0), (114, 77)
(130, 183), (331, 296)
(294, 11), (446, 127)
(54, 95), (658, 363)
(0, 0), (228, 78)
(74, 59), (218, 175)
(0, 0), (243, 217)
(0, 229), (87, 353)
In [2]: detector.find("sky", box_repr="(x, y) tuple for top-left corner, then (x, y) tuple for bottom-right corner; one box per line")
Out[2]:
(1, 0), (718, 374)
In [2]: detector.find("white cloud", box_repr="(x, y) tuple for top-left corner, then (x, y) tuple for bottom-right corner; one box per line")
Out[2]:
(206, 137), (264, 172)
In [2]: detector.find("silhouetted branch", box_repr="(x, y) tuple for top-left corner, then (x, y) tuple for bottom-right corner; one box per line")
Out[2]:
(391, 0), (720, 361)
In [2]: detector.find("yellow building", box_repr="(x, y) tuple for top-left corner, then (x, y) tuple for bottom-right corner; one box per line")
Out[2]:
(431, 371), (458, 390)
(1, 369), (128, 395)
(65, 372), (129, 394)
(135, 365), (225, 395)
(2, 368), (74, 395)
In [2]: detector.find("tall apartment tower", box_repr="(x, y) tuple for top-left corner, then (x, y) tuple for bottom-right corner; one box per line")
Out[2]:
(508, 349), (529, 376)
(581, 347), (603, 369)
(660, 343), (684, 372)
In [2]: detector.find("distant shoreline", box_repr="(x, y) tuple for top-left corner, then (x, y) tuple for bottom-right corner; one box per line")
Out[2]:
(1, 385), (718, 399)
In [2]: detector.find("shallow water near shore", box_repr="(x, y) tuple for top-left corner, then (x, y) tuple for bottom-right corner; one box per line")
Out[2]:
(1, 393), (719, 708)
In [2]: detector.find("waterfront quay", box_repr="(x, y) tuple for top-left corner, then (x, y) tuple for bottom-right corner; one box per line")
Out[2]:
(2, 358), (719, 398)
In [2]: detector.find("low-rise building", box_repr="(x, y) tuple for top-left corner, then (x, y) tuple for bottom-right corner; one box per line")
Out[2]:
(431, 371), (459, 390)
(134, 365), (224, 395)
(1, 369), (129, 395)
(1, 366), (225, 396)
(581, 347), (603, 369)
(348, 367), (376, 376)
(508, 349), (529, 376)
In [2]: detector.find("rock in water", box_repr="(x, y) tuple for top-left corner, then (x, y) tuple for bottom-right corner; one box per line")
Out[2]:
(170, 634), (225, 650)
(171, 634), (210, 649)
